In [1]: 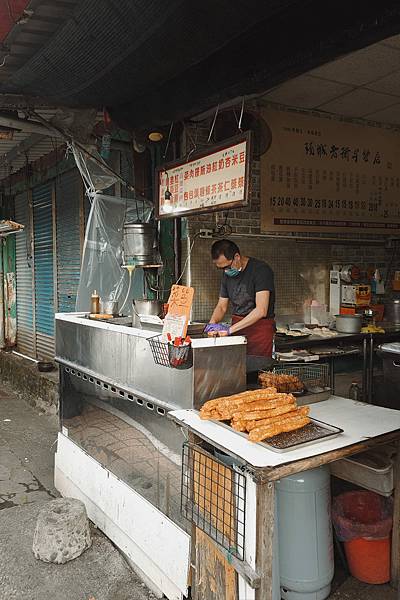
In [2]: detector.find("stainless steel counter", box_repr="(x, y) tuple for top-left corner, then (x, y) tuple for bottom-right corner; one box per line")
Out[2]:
(55, 313), (248, 531)
(55, 313), (247, 411)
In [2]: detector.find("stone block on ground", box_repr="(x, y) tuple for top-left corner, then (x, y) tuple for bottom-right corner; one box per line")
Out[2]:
(32, 497), (91, 564)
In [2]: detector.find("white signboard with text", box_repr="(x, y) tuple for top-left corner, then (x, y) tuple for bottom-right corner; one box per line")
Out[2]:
(156, 133), (251, 218)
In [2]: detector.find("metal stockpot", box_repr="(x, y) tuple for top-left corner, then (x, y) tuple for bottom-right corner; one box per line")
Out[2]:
(335, 314), (362, 334)
(385, 300), (400, 324)
(123, 223), (155, 266)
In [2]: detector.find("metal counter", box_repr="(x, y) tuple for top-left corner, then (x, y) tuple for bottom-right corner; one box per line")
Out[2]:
(55, 313), (247, 532)
(55, 313), (247, 411)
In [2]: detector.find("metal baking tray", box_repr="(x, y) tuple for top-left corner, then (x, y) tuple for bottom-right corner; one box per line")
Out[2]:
(261, 418), (343, 453)
(215, 418), (343, 454)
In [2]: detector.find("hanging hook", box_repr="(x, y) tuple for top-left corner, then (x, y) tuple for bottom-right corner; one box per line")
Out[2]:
(207, 104), (219, 143)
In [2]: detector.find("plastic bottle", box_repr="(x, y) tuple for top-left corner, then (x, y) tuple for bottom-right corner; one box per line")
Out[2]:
(90, 290), (100, 314)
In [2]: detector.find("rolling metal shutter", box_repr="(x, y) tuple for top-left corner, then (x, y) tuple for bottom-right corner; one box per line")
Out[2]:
(15, 192), (35, 357)
(33, 182), (55, 360)
(56, 170), (82, 312)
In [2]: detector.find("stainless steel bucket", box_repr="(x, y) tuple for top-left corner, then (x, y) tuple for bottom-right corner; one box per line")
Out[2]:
(335, 314), (362, 333)
(123, 223), (154, 266)
(385, 300), (400, 323)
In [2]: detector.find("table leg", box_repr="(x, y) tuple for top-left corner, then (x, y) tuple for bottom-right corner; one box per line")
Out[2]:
(391, 442), (400, 590)
(362, 338), (368, 402)
(255, 482), (275, 600)
(330, 357), (335, 394)
(368, 335), (374, 404)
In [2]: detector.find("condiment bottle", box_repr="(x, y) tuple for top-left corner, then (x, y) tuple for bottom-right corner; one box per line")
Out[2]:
(90, 290), (100, 314)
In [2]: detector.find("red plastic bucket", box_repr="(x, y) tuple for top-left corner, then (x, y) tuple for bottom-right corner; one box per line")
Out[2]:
(332, 491), (393, 584)
(344, 536), (391, 584)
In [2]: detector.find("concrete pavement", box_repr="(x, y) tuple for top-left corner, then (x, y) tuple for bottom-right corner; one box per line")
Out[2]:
(0, 383), (156, 600)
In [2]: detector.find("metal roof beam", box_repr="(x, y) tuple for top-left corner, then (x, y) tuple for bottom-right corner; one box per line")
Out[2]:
(0, 132), (45, 167)
(0, 93), (68, 109)
(0, 113), (63, 138)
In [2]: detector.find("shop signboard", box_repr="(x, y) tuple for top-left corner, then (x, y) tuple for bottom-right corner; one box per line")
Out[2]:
(155, 132), (251, 218)
(261, 108), (400, 234)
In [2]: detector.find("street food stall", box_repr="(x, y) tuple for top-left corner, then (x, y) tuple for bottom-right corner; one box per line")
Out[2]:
(54, 307), (400, 600)
(54, 120), (400, 600)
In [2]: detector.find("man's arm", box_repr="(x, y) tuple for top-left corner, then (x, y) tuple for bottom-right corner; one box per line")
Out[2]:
(229, 291), (270, 334)
(209, 297), (229, 324)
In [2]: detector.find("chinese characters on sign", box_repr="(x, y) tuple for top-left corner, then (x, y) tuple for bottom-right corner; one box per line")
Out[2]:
(162, 284), (194, 340)
(261, 109), (400, 234)
(156, 133), (251, 218)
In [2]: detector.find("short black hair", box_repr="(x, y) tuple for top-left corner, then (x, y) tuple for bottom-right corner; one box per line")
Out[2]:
(211, 239), (240, 260)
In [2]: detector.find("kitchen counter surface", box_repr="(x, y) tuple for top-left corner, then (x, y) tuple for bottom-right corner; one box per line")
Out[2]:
(275, 325), (400, 351)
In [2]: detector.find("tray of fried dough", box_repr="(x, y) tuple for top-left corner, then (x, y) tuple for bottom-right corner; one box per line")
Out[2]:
(199, 387), (342, 452)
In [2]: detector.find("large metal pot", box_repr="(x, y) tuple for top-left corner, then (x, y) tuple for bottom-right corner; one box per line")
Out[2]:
(385, 300), (400, 324)
(123, 223), (155, 266)
(335, 314), (362, 334)
(133, 299), (162, 316)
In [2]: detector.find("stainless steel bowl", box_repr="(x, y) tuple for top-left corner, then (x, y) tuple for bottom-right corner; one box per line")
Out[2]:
(133, 299), (162, 316)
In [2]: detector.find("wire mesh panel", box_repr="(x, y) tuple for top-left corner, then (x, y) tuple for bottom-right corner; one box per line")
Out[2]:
(272, 363), (329, 389)
(181, 442), (246, 560)
(148, 335), (193, 369)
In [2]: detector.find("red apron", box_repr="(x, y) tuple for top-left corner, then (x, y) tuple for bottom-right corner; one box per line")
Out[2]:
(231, 315), (275, 357)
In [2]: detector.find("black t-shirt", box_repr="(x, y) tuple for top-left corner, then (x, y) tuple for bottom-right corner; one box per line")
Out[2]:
(220, 257), (275, 318)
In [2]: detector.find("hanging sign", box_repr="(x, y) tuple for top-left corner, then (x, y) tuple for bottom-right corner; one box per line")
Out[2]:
(261, 108), (400, 234)
(155, 132), (251, 218)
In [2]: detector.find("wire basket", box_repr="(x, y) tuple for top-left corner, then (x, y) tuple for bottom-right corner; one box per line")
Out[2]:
(271, 363), (330, 389)
(181, 442), (246, 560)
(148, 335), (193, 370)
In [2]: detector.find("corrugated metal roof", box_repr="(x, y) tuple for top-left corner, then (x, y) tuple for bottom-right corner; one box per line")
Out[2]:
(0, 219), (24, 236)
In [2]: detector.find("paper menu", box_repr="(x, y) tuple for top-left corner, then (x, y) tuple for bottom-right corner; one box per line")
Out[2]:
(161, 314), (187, 342)
(161, 284), (194, 341)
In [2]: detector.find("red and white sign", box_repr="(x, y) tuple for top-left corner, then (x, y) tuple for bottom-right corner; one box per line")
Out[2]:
(156, 133), (251, 218)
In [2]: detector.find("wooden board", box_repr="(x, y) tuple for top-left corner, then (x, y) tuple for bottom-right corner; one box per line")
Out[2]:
(194, 529), (237, 600)
(391, 442), (400, 589)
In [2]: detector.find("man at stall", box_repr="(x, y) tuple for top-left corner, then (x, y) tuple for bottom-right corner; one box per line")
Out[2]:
(205, 239), (275, 357)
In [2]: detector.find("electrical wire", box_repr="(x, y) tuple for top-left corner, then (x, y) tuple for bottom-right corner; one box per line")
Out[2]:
(145, 232), (201, 295)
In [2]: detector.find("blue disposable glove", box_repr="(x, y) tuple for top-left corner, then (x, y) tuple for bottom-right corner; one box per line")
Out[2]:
(204, 323), (231, 335)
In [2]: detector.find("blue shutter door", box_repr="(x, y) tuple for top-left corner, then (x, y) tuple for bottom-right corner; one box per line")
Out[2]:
(33, 182), (55, 360)
(15, 192), (35, 357)
(56, 169), (82, 312)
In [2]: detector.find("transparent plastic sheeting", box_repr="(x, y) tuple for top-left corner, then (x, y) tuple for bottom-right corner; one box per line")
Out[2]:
(76, 193), (152, 313)
(72, 143), (118, 194)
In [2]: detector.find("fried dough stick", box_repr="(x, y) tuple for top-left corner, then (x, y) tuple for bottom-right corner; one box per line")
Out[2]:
(249, 415), (310, 442)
